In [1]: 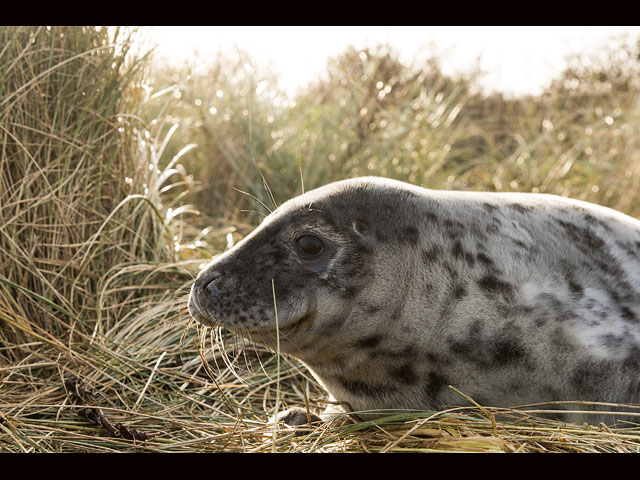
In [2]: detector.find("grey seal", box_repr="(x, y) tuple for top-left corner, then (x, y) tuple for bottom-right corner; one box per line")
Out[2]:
(188, 177), (640, 425)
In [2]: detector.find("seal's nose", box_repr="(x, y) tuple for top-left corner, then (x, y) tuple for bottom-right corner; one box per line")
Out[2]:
(188, 268), (222, 325)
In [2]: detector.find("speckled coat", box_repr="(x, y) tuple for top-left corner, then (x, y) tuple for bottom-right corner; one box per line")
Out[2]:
(188, 177), (640, 425)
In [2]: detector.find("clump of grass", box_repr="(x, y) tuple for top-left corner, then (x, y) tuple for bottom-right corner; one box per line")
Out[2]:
(0, 25), (205, 452)
(1, 26), (164, 341)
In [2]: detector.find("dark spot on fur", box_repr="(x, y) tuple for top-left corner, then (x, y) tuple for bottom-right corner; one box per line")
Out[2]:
(452, 240), (464, 259)
(620, 306), (638, 324)
(362, 304), (381, 314)
(448, 320), (483, 359)
(424, 212), (438, 223)
(560, 261), (584, 298)
(402, 226), (419, 245)
(400, 344), (417, 357)
(321, 316), (347, 332)
(425, 351), (440, 363)
(616, 240), (638, 259)
(464, 251), (476, 267)
(482, 202), (497, 213)
(450, 241), (475, 267)
(594, 258), (625, 279)
(390, 305), (402, 322)
(452, 283), (467, 299)
(442, 261), (458, 280)
(423, 372), (449, 406)
(487, 217), (502, 233)
(477, 274), (514, 297)
(449, 320), (530, 368)
(509, 203), (533, 214)
(476, 252), (494, 267)
(554, 219), (626, 281)
(536, 293), (571, 322)
(355, 242), (374, 256)
(390, 363), (419, 385)
(422, 245), (442, 263)
(490, 337), (527, 366)
(567, 280), (584, 297)
(608, 288), (621, 303)
(340, 285), (360, 299)
(582, 211), (613, 231)
(511, 238), (528, 249)
(443, 219), (465, 237)
(469, 221), (489, 243)
(339, 377), (397, 398)
(355, 334), (383, 349)
(600, 334), (624, 350)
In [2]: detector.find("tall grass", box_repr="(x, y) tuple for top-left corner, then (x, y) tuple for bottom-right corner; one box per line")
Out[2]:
(1, 26), (157, 340)
(151, 42), (640, 229)
(0, 26), (210, 452)
(143, 50), (293, 233)
(148, 47), (480, 227)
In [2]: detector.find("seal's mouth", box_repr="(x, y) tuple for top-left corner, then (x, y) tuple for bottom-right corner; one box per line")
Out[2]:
(187, 288), (317, 337)
(256, 309), (317, 336)
(187, 291), (218, 328)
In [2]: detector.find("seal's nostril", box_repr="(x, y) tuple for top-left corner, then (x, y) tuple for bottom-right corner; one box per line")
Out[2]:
(194, 269), (219, 291)
(206, 283), (220, 297)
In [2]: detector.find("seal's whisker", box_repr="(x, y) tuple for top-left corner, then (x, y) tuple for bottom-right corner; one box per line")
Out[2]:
(233, 187), (272, 214)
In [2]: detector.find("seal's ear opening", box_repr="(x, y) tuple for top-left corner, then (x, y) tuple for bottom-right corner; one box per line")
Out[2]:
(352, 219), (370, 236)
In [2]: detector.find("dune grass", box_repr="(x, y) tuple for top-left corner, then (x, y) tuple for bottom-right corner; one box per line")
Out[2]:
(2, 26), (640, 453)
(150, 41), (640, 226)
(0, 25), (204, 452)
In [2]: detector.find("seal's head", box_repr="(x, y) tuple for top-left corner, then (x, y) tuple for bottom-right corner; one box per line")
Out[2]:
(188, 177), (422, 359)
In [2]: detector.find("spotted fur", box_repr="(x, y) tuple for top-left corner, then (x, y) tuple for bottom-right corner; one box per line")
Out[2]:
(188, 177), (640, 425)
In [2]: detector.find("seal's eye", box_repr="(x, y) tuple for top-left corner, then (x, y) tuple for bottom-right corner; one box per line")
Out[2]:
(295, 234), (324, 257)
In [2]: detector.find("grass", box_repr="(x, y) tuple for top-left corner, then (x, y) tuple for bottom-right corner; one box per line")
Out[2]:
(2, 26), (640, 453)
(148, 41), (640, 227)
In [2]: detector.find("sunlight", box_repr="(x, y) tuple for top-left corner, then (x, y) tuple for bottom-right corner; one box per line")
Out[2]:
(148, 26), (640, 97)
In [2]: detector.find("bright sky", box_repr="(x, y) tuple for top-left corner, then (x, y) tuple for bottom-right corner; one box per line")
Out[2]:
(148, 26), (640, 98)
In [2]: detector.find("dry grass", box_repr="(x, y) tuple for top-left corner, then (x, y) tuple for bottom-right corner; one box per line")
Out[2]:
(150, 43), (640, 227)
(4, 340), (640, 453)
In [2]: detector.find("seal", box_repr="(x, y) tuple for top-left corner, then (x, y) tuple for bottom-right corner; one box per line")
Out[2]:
(188, 176), (640, 426)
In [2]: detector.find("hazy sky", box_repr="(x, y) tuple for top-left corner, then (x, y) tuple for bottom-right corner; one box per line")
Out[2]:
(148, 26), (640, 98)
